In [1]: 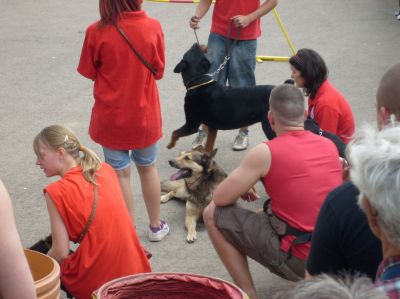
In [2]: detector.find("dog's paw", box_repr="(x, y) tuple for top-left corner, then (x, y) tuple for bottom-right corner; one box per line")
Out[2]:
(160, 194), (170, 203)
(186, 232), (197, 243)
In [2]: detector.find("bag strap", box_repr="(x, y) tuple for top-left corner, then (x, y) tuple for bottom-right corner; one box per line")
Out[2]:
(115, 25), (157, 76)
(77, 178), (99, 243)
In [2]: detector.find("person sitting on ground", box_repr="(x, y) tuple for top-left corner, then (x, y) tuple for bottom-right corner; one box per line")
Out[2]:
(306, 64), (400, 280)
(306, 181), (383, 280)
(33, 125), (151, 299)
(273, 274), (389, 299)
(348, 124), (400, 299)
(289, 48), (355, 144)
(203, 84), (343, 299)
(347, 63), (400, 299)
(0, 180), (36, 299)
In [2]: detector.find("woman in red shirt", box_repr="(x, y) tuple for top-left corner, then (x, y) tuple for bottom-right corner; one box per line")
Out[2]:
(77, 0), (169, 241)
(33, 125), (151, 299)
(289, 48), (355, 144)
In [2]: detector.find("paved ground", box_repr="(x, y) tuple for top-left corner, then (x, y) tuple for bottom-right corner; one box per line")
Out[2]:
(1, 0), (399, 298)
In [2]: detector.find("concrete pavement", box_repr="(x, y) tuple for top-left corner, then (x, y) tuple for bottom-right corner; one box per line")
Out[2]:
(1, 0), (399, 297)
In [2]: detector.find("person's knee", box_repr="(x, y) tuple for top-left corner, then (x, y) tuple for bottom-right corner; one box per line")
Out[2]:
(203, 202), (216, 226)
(115, 166), (131, 179)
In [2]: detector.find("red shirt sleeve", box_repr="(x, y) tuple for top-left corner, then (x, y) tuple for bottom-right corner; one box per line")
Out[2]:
(152, 24), (165, 80)
(77, 24), (99, 80)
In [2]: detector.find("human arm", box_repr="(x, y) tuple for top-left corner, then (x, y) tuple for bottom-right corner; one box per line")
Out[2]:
(45, 193), (70, 264)
(189, 0), (213, 29)
(213, 143), (271, 207)
(0, 181), (36, 299)
(232, 0), (278, 29)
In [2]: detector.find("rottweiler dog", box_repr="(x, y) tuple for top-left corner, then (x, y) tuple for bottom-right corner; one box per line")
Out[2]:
(168, 43), (275, 152)
(169, 43), (346, 157)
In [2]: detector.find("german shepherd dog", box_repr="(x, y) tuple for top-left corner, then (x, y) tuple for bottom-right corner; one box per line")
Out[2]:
(167, 43), (275, 152)
(161, 147), (227, 243)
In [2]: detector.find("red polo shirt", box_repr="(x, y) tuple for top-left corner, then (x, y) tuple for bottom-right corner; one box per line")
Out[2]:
(211, 0), (262, 40)
(77, 11), (165, 149)
(308, 80), (355, 144)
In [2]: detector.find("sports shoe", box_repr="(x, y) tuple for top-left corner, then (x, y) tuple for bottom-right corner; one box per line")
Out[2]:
(191, 129), (207, 149)
(397, 14), (400, 20)
(395, 10), (400, 16)
(232, 130), (249, 151)
(148, 220), (170, 242)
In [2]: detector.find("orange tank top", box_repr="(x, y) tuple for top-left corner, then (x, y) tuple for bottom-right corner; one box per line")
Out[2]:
(44, 163), (151, 299)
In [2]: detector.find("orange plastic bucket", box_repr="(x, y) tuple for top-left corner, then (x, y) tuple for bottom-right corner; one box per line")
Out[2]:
(93, 272), (249, 299)
(24, 249), (61, 299)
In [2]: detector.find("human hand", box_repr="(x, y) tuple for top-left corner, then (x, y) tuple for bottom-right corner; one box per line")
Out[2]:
(241, 186), (260, 202)
(190, 16), (200, 29)
(340, 157), (350, 181)
(231, 15), (252, 28)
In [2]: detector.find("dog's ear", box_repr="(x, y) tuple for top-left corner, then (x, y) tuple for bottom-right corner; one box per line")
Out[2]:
(174, 60), (187, 73)
(208, 148), (218, 160)
(284, 79), (294, 85)
(193, 145), (205, 152)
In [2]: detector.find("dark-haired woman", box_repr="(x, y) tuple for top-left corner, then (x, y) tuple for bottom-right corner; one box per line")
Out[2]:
(289, 49), (355, 144)
(78, 0), (169, 241)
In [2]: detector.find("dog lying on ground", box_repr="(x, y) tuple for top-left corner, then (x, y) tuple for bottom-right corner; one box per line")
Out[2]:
(167, 43), (275, 152)
(161, 147), (227, 243)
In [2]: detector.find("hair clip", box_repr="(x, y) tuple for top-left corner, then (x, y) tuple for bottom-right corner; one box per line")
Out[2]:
(292, 54), (303, 68)
(64, 135), (69, 142)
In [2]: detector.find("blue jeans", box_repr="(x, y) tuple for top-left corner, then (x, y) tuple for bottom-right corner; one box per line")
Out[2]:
(207, 32), (257, 87)
(102, 143), (158, 170)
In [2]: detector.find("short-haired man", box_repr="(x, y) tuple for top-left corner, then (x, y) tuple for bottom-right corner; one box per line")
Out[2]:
(203, 84), (343, 299)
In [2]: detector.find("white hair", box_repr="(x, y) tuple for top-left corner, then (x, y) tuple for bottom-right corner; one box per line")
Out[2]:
(347, 124), (400, 247)
(273, 274), (388, 299)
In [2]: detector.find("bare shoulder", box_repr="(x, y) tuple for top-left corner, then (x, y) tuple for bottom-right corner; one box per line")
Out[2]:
(241, 143), (271, 177)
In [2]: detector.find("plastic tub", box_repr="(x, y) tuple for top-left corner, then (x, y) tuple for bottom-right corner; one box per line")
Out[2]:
(94, 272), (249, 299)
(24, 249), (61, 299)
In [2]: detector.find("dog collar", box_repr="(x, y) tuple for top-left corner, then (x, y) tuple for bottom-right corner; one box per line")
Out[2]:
(186, 79), (215, 91)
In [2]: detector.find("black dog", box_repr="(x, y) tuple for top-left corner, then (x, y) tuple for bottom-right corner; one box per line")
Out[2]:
(169, 43), (346, 157)
(167, 43), (275, 151)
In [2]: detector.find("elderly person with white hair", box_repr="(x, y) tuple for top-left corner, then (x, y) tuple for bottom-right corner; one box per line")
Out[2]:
(347, 124), (400, 299)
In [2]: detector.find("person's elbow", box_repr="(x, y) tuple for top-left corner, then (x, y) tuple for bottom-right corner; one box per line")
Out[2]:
(48, 246), (69, 264)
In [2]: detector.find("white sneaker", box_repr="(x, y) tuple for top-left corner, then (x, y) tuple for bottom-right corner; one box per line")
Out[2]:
(395, 10), (400, 16)
(191, 130), (207, 149)
(232, 130), (249, 151)
(397, 14), (400, 20)
(148, 220), (170, 242)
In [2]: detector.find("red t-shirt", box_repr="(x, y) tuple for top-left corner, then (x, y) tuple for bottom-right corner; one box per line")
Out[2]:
(77, 11), (165, 149)
(308, 80), (355, 144)
(44, 163), (151, 299)
(211, 0), (261, 40)
(262, 131), (342, 260)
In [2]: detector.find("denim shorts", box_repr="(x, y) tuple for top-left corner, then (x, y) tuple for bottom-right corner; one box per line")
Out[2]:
(207, 32), (257, 87)
(102, 143), (158, 170)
